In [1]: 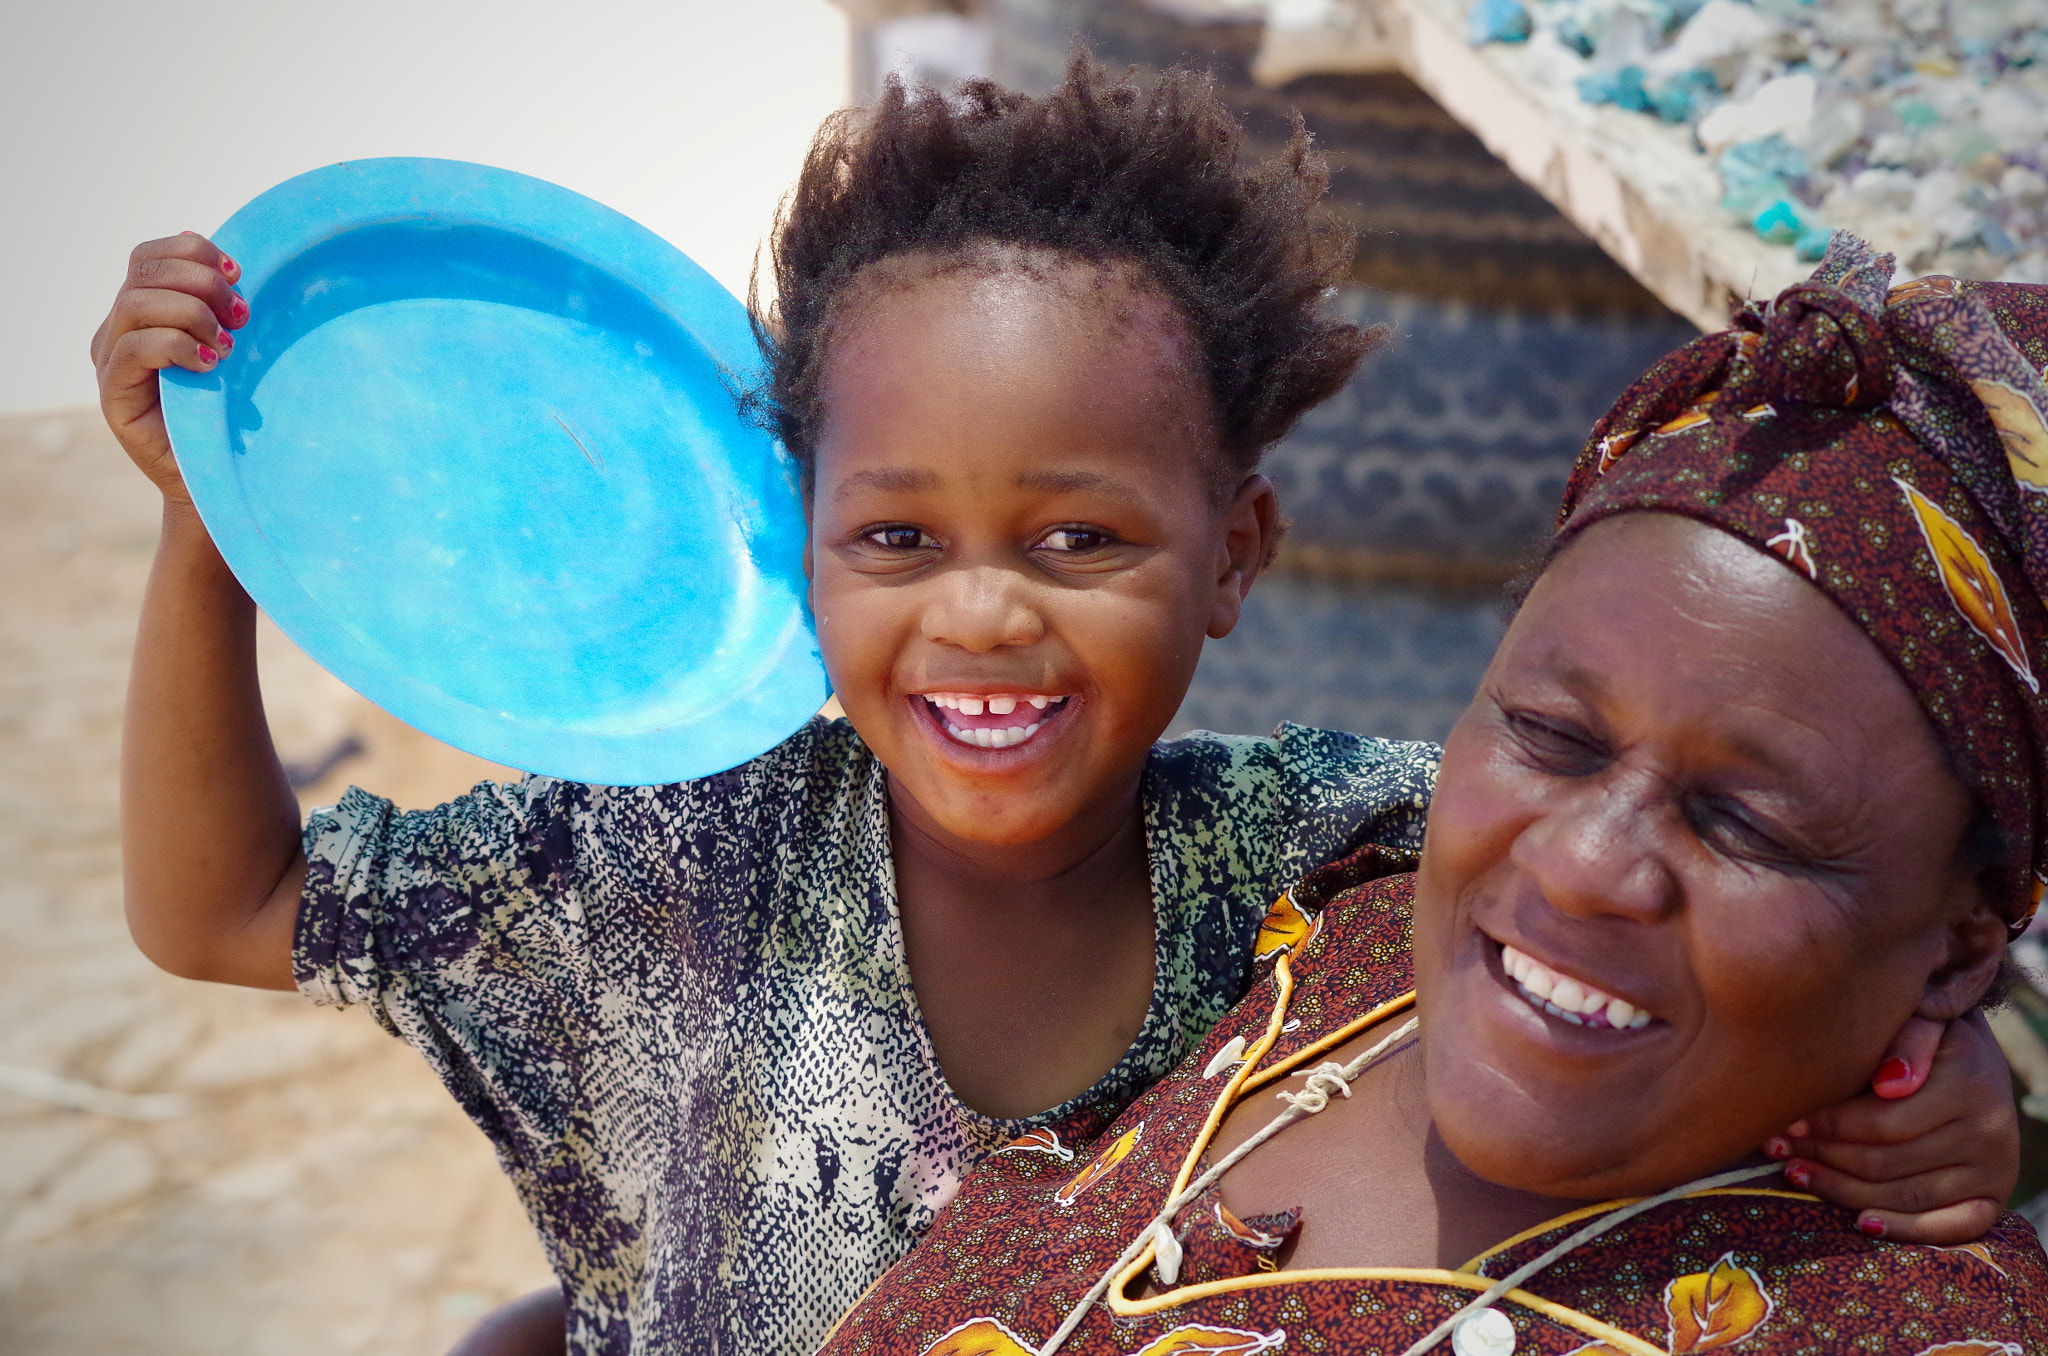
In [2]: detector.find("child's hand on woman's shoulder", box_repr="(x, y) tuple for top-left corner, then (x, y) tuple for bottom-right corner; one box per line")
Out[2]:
(90, 233), (247, 502)
(1769, 1012), (2021, 1244)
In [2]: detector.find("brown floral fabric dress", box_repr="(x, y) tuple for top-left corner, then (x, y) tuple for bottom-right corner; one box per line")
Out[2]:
(817, 849), (2048, 1356)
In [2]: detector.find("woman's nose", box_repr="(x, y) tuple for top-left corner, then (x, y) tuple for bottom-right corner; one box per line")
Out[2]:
(919, 565), (1047, 653)
(1508, 774), (1679, 924)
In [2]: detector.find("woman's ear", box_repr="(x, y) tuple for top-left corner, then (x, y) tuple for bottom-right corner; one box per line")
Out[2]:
(1916, 895), (2009, 1023)
(1208, 473), (1280, 640)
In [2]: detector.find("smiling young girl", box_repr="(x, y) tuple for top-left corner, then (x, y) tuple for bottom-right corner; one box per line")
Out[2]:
(92, 61), (2018, 1356)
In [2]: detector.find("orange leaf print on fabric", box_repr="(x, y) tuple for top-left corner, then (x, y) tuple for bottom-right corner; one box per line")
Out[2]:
(1890, 275), (1963, 304)
(1214, 1200), (1286, 1248)
(1933, 1242), (2008, 1277)
(1133, 1324), (1287, 1355)
(919, 1316), (1038, 1356)
(1596, 429), (1640, 474)
(1253, 891), (1320, 961)
(1655, 400), (1713, 437)
(1896, 477), (2040, 693)
(993, 1127), (1075, 1162)
(1910, 1343), (2023, 1356)
(1970, 378), (2048, 492)
(1664, 1253), (1773, 1351)
(1054, 1121), (1144, 1205)
(1763, 517), (1818, 580)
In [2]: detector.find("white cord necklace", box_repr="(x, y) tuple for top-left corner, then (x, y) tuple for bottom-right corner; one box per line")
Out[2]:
(1032, 1012), (1784, 1356)
(1034, 1015), (1419, 1354)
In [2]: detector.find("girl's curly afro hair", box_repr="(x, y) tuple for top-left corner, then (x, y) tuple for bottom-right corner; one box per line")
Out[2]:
(750, 55), (1381, 490)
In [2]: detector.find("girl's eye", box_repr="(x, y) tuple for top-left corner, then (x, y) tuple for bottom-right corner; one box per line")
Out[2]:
(865, 526), (937, 551)
(1037, 527), (1112, 553)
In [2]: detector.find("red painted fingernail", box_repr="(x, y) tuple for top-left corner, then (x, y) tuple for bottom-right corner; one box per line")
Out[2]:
(1784, 1161), (1811, 1189)
(1858, 1214), (1886, 1238)
(229, 296), (249, 324)
(197, 344), (218, 364)
(1875, 1058), (1911, 1086)
(216, 328), (232, 348)
(219, 253), (237, 276)
(1764, 1138), (1790, 1160)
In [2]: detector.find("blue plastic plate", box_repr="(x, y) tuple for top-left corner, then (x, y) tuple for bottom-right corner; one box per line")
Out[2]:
(161, 158), (826, 786)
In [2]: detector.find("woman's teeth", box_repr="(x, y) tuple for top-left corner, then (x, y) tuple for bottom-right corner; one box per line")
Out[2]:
(1501, 943), (1653, 1030)
(921, 694), (1067, 749)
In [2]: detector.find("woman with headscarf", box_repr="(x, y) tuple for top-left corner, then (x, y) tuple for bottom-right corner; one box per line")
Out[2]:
(811, 237), (2048, 1355)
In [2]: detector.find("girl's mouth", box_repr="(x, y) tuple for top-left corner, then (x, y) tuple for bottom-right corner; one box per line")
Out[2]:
(1499, 942), (1656, 1031)
(917, 692), (1072, 749)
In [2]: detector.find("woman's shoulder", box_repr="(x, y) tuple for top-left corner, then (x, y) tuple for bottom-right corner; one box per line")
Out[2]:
(1473, 1189), (2048, 1352)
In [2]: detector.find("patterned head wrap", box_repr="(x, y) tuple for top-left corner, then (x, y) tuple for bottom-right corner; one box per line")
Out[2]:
(1555, 234), (2048, 935)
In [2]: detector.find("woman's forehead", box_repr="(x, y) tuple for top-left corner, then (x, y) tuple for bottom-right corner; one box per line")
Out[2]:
(1508, 514), (1950, 786)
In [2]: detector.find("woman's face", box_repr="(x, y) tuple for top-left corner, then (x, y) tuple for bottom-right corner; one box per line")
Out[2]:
(1415, 512), (1993, 1200)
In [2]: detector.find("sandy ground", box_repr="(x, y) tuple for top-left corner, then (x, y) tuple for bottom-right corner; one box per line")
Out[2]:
(0, 406), (553, 1354)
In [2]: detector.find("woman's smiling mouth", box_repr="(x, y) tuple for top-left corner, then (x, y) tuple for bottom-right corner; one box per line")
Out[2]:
(1500, 942), (1656, 1031)
(918, 692), (1073, 749)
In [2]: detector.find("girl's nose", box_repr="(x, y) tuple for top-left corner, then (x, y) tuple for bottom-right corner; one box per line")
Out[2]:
(1508, 773), (1679, 924)
(919, 565), (1046, 653)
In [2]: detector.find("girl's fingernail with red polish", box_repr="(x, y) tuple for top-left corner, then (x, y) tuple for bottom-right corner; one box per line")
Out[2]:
(1764, 1138), (1791, 1160)
(219, 253), (237, 275)
(229, 296), (249, 324)
(1858, 1215), (1886, 1238)
(1785, 1162), (1811, 1189)
(197, 344), (218, 364)
(1875, 1058), (1911, 1087)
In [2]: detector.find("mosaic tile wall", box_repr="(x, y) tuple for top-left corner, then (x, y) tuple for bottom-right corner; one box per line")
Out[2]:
(1173, 287), (1697, 743)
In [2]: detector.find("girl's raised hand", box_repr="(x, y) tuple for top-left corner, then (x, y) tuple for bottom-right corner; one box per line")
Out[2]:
(1766, 1012), (2021, 1244)
(90, 233), (246, 503)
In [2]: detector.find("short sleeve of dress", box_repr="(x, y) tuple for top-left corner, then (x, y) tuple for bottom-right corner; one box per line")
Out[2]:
(1265, 722), (1438, 880)
(296, 774), (585, 1018)
(1139, 724), (1439, 1063)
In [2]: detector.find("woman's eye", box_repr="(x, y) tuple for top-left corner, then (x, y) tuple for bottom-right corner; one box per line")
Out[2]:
(865, 526), (937, 551)
(1688, 797), (1802, 869)
(1037, 528), (1112, 553)
(1503, 709), (1608, 776)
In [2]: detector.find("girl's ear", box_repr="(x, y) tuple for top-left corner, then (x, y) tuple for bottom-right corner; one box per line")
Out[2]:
(1916, 892), (2008, 1023)
(1208, 473), (1279, 640)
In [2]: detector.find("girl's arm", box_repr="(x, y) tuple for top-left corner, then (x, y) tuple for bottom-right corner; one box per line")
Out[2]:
(94, 233), (301, 990)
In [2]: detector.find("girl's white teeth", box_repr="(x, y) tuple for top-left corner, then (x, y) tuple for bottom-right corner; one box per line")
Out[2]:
(1500, 943), (1652, 1030)
(919, 694), (1070, 749)
(944, 721), (1043, 748)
